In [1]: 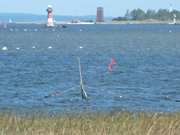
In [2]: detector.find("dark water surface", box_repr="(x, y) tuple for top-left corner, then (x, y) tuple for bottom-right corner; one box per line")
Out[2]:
(0, 24), (180, 114)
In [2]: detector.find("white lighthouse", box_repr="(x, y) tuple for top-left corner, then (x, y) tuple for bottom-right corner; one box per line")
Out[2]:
(46, 5), (54, 27)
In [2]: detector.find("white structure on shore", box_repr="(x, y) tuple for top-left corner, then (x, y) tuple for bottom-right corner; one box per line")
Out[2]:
(169, 4), (177, 25)
(173, 14), (177, 24)
(46, 5), (54, 27)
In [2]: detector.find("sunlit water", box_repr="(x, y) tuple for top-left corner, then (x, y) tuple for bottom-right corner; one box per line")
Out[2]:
(0, 24), (180, 114)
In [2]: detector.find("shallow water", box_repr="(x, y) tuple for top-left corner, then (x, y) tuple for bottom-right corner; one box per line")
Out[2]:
(0, 24), (180, 113)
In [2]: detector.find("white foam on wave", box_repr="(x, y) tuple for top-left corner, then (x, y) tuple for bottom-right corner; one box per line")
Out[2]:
(79, 46), (83, 49)
(16, 47), (20, 50)
(48, 46), (52, 49)
(15, 28), (19, 32)
(23, 29), (28, 32)
(32, 46), (36, 49)
(34, 29), (38, 32)
(2, 46), (8, 51)
(9, 28), (14, 32)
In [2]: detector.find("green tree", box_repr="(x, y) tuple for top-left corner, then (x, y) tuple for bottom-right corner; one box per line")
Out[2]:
(155, 9), (170, 20)
(145, 10), (156, 19)
(124, 10), (131, 20)
(171, 10), (180, 20)
(112, 8), (180, 21)
(130, 8), (146, 20)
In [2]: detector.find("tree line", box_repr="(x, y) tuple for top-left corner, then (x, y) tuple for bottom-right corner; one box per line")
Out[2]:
(113, 8), (180, 21)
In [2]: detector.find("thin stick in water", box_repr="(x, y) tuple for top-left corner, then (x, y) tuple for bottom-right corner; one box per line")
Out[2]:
(78, 57), (88, 100)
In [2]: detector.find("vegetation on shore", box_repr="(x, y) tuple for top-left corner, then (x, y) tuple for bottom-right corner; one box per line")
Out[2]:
(113, 8), (180, 22)
(0, 112), (179, 135)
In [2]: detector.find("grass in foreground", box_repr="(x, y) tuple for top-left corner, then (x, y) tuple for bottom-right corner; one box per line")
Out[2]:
(0, 112), (179, 135)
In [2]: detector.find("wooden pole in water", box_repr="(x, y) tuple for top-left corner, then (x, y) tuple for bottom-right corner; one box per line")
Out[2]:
(78, 57), (88, 100)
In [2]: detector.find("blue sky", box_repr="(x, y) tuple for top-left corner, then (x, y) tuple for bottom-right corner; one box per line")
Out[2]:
(0, 0), (180, 16)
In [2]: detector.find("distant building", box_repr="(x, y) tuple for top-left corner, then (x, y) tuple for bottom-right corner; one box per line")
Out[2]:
(96, 7), (104, 22)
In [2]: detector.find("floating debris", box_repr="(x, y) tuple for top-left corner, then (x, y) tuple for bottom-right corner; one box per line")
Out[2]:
(175, 99), (180, 102)
(163, 96), (171, 101)
(44, 91), (61, 98)
(108, 57), (117, 72)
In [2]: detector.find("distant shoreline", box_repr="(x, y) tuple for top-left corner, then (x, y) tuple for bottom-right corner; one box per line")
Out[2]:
(110, 20), (180, 25)
(3, 20), (180, 25)
(1, 19), (180, 26)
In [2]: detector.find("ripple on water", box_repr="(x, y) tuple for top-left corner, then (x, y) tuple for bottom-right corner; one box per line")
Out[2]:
(0, 24), (180, 113)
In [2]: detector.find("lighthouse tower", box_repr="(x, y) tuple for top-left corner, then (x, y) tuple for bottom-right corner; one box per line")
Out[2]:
(46, 5), (54, 27)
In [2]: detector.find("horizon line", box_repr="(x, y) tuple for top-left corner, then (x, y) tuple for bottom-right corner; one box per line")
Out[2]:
(0, 12), (114, 18)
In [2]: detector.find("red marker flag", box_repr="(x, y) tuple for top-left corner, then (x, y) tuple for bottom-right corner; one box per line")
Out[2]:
(108, 57), (117, 72)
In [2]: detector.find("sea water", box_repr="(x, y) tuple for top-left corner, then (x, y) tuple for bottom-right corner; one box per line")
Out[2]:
(0, 24), (180, 114)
